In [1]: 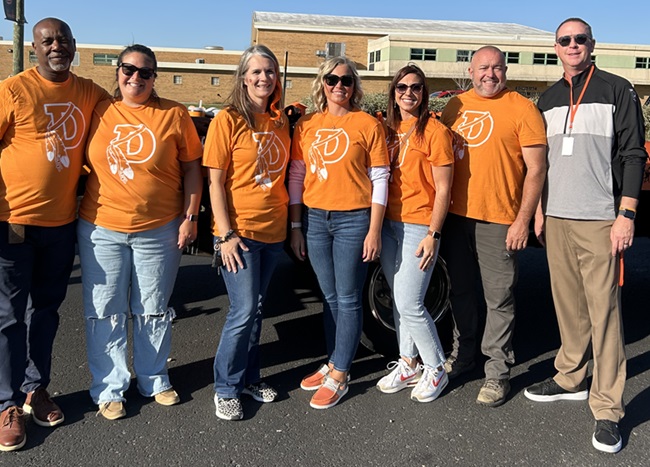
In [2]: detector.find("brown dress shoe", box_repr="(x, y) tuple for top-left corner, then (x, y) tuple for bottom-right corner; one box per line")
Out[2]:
(23, 388), (64, 427)
(0, 406), (26, 452)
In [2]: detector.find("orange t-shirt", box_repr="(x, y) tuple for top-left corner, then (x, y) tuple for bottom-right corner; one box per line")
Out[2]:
(385, 118), (454, 225)
(291, 109), (389, 211)
(0, 68), (109, 226)
(202, 108), (290, 243)
(441, 89), (547, 224)
(79, 98), (203, 233)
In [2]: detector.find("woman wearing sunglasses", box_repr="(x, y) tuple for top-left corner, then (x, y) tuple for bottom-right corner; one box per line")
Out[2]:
(203, 45), (290, 421)
(77, 44), (203, 420)
(374, 64), (454, 402)
(289, 56), (389, 409)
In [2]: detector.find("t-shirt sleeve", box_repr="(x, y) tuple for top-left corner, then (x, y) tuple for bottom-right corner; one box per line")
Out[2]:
(290, 118), (305, 161)
(366, 121), (389, 167)
(518, 101), (547, 147)
(0, 84), (14, 139)
(427, 123), (455, 167)
(177, 107), (203, 162)
(203, 111), (234, 170)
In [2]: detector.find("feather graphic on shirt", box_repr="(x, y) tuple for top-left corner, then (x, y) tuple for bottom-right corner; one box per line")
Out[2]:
(252, 131), (288, 190)
(106, 124), (156, 184)
(308, 128), (349, 182)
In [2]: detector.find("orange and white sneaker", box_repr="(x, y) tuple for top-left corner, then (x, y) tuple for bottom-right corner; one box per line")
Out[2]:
(309, 375), (348, 409)
(300, 364), (330, 391)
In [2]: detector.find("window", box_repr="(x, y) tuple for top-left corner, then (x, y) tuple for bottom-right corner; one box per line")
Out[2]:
(93, 53), (118, 66)
(533, 53), (558, 65)
(173, 75), (183, 85)
(28, 51), (38, 63)
(326, 42), (345, 58)
(196, 58), (205, 64)
(284, 79), (293, 89)
(635, 57), (650, 69)
(410, 48), (437, 61)
(211, 77), (220, 86)
(456, 50), (472, 62)
(505, 52), (520, 64)
(375, 50), (381, 62)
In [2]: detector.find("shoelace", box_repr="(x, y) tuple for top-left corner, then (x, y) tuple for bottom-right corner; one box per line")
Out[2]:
(484, 379), (502, 391)
(3, 408), (20, 427)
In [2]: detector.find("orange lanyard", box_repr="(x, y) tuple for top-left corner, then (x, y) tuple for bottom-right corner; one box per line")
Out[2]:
(568, 65), (594, 134)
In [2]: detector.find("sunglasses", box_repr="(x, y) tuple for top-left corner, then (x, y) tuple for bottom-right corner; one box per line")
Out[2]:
(118, 63), (156, 80)
(556, 34), (591, 47)
(395, 83), (424, 94)
(324, 74), (354, 87)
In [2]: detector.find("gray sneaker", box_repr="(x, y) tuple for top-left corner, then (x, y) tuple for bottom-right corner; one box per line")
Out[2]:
(476, 378), (510, 407)
(214, 395), (243, 421)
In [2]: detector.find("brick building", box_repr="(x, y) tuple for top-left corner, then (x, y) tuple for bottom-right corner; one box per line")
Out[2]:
(1, 11), (649, 106)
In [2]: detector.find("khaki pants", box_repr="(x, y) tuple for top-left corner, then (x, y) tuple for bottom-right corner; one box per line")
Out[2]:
(546, 216), (626, 422)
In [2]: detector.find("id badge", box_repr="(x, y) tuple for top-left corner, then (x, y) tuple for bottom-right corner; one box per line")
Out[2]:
(561, 136), (574, 157)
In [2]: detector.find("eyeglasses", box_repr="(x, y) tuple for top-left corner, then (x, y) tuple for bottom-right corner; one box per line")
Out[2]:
(324, 74), (354, 87)
(118, 63), (156, 80)
(395, 83), (424, 94)
(556, 34), (591, 47)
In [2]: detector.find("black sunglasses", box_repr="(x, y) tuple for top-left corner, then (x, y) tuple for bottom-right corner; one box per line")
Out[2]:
(395, 83), (424, 94)
(556, 34), (590, 47)
(118, 63), (156, 80)
(324, 74), (354, 87)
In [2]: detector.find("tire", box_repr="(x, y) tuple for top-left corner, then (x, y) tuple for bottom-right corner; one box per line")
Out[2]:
(360, 256), (451, 356)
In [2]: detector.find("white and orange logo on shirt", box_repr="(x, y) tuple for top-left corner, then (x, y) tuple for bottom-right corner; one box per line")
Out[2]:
(106, 124), (156, 184)
(456, 110), (494, 148)
(252, 131), (288, 191)
(307, 128), (349, 181)
(43, 102), (86, 172)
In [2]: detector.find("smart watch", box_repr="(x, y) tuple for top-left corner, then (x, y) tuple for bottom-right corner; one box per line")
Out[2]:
(185, 214), (199, 222)
(618, 208), (636, 220)
(427, 229), (442, 240)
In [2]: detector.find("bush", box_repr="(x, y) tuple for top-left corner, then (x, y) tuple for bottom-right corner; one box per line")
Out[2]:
(642, 104), (650, 141)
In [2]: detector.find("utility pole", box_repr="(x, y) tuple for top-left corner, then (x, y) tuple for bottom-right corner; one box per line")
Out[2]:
(12, 0), (25, 75)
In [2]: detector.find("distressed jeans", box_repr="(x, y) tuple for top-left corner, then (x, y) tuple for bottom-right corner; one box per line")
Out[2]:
(77, 218), (182, 404)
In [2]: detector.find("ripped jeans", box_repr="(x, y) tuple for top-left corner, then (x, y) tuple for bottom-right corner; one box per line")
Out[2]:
(77, 218), (182, 404)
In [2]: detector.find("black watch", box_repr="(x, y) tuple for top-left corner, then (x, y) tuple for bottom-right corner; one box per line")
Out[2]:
(618, 208), (636, 220)
(427, 229), (442, 240)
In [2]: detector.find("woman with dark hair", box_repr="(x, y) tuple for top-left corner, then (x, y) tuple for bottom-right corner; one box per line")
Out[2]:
(203, 45), (290, 421)
(375, 64), (454, 402)
(78, 44), (203, 420)
(289, 56), (389, 409)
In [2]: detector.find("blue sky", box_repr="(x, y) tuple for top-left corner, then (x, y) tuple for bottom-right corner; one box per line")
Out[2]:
(2, 0), (648, 50)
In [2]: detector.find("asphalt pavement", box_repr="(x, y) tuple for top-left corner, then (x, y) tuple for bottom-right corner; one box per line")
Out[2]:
(1, 238), (649, 467)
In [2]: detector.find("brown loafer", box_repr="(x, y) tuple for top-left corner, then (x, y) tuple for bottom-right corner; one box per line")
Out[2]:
(0, 406), (26, 452)
(23, 388), (64, 427)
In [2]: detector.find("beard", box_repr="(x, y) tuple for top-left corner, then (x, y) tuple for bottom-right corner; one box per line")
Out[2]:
(48, 57), (71, 72)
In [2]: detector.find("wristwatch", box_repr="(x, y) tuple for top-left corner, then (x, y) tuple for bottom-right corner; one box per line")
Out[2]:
(185, 214), (199, 222)
(291, 221), (302, 230)
(427, 229), (442, 240)
(618, 208), (636, 220)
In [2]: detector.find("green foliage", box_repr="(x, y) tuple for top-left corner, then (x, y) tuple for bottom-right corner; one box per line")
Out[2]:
(297, 92), (452, 115)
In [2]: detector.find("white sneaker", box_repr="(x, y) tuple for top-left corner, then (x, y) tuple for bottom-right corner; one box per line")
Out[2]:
(410, 366), (448, 403)
(376, 359), (422, 394)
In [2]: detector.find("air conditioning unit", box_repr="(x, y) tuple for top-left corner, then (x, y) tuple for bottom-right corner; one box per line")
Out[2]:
(196, 58), (205, 64)
(315, 50), (327, 58)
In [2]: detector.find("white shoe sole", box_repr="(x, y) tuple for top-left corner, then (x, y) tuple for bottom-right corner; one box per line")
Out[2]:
(524, 389), (588, 402)
(592, 434), (622, 453)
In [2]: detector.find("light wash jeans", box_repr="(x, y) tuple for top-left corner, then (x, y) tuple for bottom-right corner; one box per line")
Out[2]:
(305, 207), (370, 373)
(77, 218), (182, 404)
(380, 219), (445, 368)
(213, 238), (283, 398)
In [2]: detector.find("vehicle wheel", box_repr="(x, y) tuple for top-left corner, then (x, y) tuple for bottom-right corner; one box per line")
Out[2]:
(360, 256), (451, 356)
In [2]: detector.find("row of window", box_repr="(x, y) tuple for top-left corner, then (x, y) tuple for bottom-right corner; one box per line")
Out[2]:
(399, 49), (604, 66)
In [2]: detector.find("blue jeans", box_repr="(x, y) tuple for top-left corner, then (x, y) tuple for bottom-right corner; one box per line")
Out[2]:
(213, 238), (283, 398)
(380, 220), (445, 368)
(77, 218), (182, 404)
(0, 221), (75, 412)
(306, 208), (370, 373)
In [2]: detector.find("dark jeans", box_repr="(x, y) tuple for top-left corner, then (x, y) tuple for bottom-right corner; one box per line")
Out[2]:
(0, 221), (76, 411)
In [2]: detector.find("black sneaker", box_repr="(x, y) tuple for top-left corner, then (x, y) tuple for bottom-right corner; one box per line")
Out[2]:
(592, 420), (622, 453)
(443, 356), (476, 380)
(524, 378), (588, 402)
